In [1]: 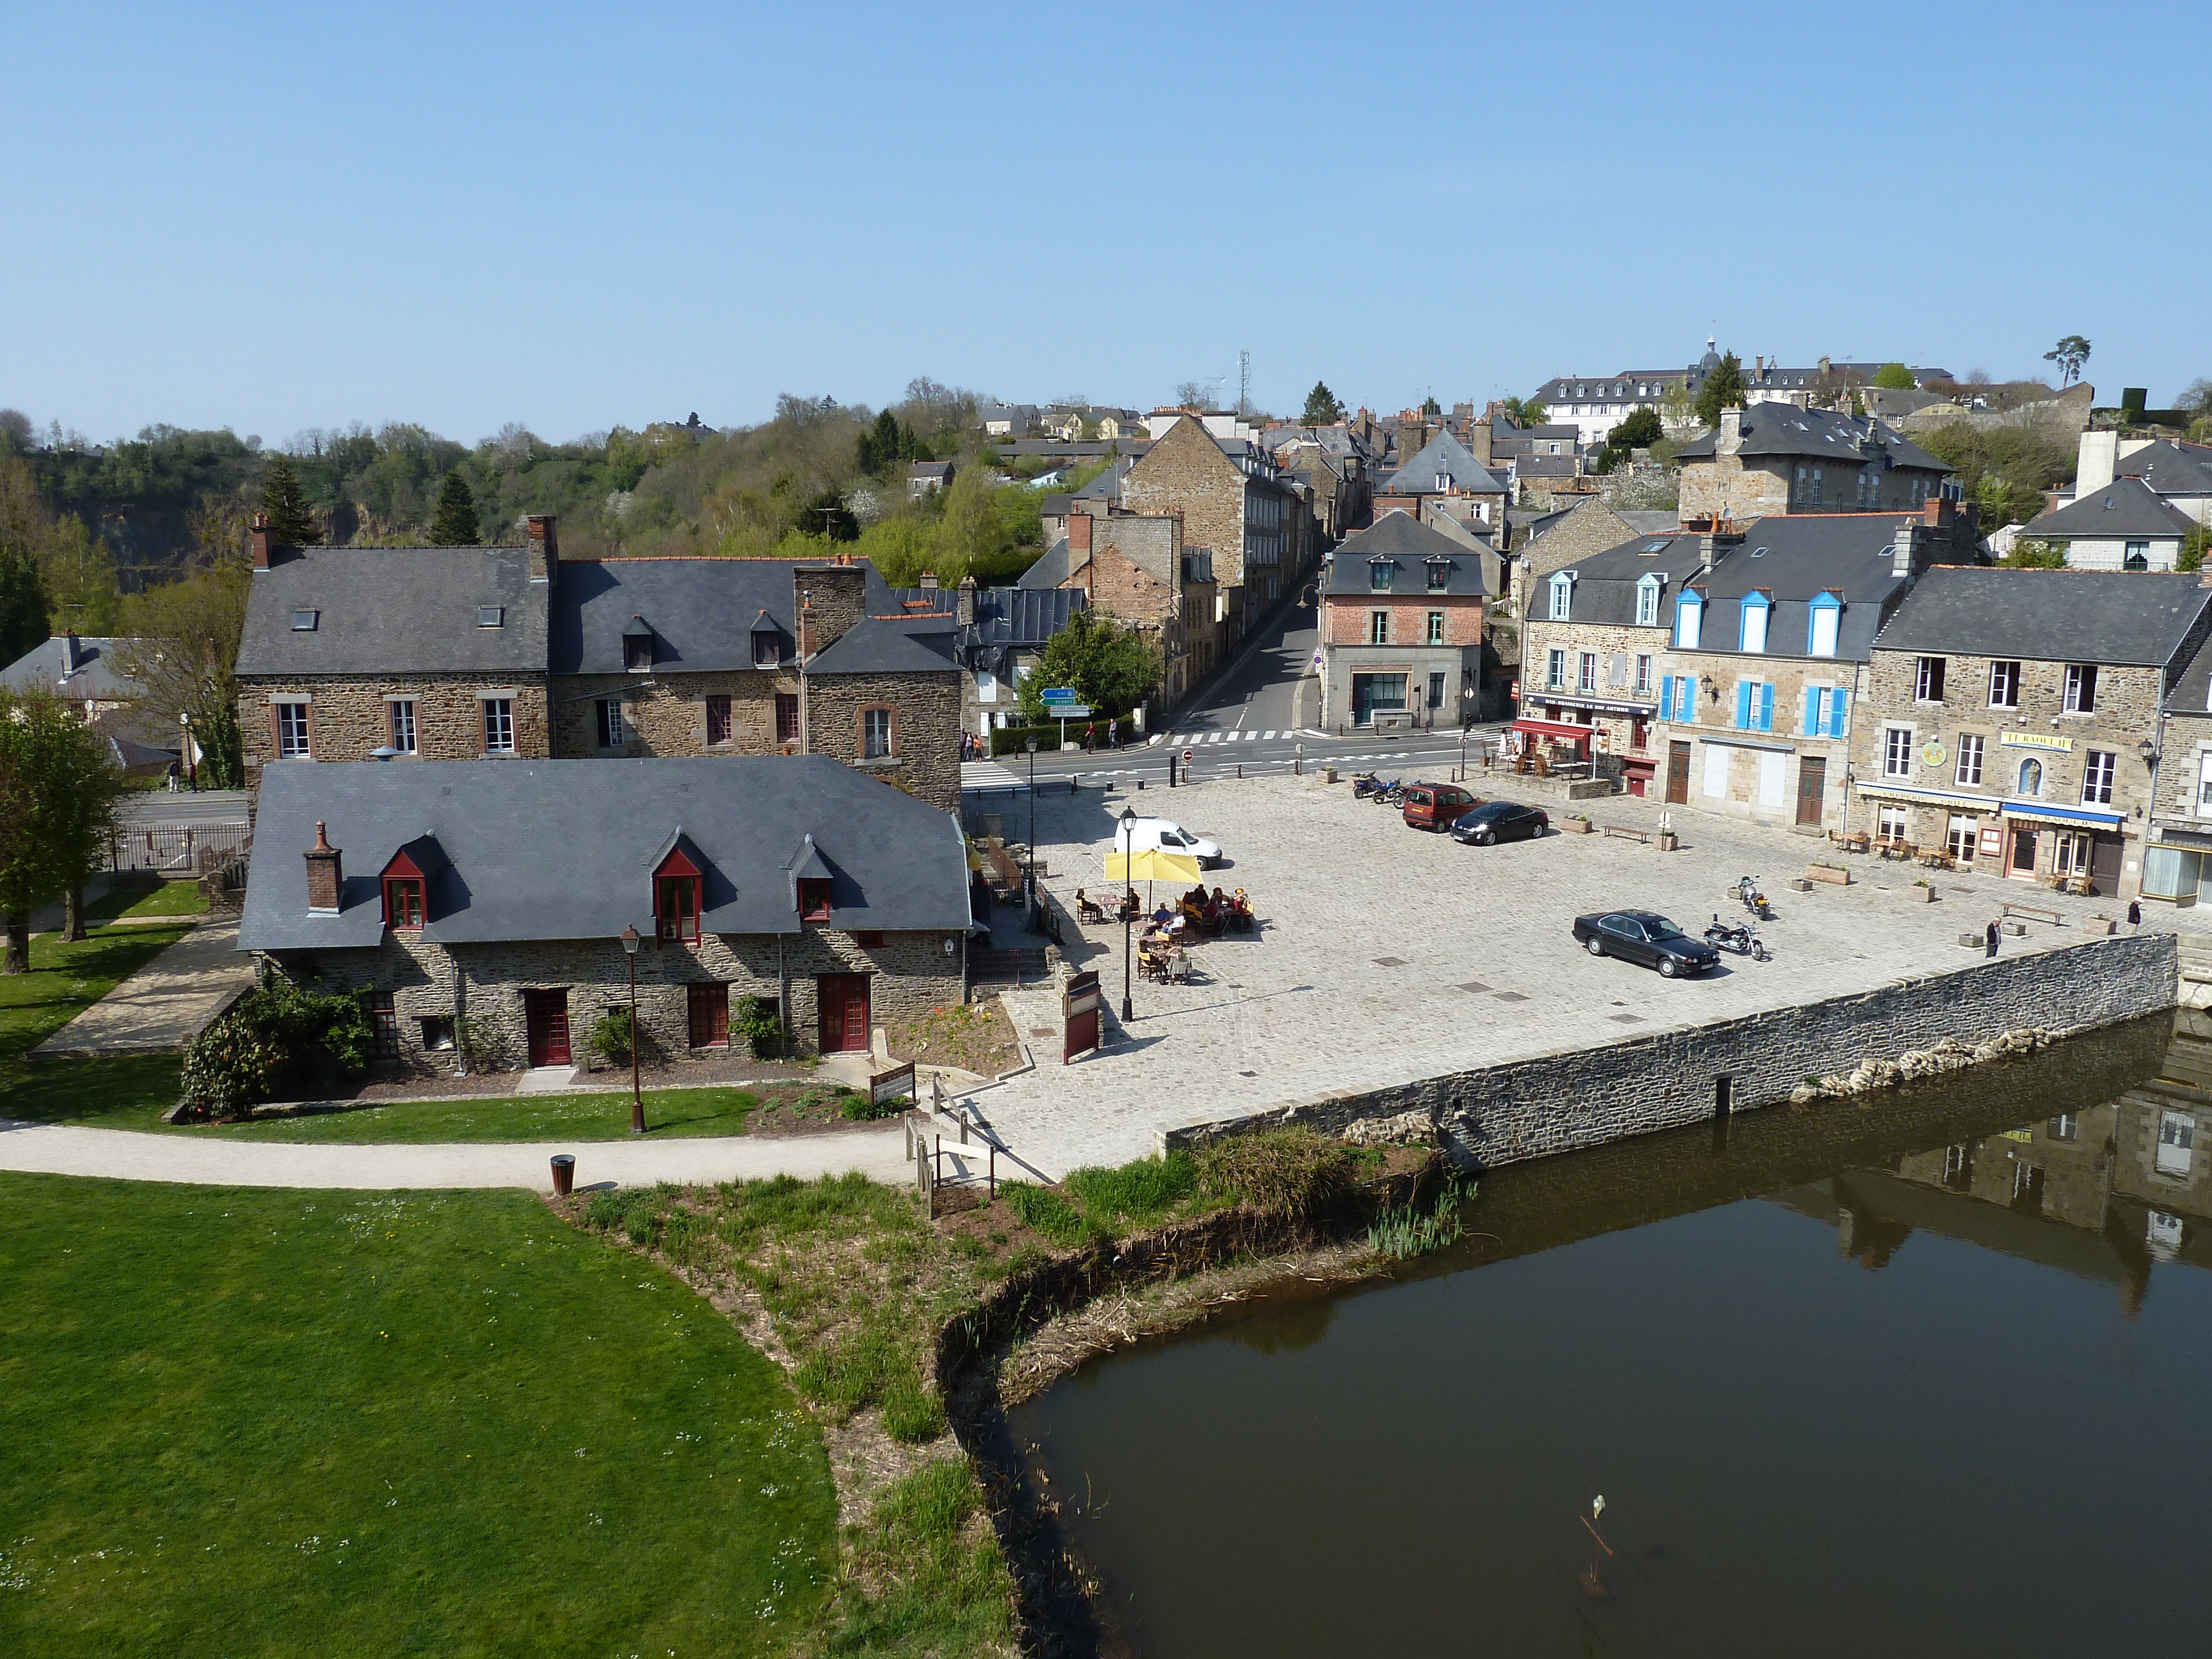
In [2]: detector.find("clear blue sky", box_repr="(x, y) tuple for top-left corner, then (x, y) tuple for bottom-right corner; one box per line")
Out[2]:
(4, 2), (2205, 447)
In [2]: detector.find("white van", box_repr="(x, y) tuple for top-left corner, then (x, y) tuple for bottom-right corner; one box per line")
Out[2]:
(1118, 817), (1223, 868)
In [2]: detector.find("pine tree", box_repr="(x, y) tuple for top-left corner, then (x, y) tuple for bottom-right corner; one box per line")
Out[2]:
(0, 536), (49, 665)
(258, 455), (322, 546)
(429, 469), (479, 544)
(1694, 352), (1747, 429)
(1301, 381), (1344, 425)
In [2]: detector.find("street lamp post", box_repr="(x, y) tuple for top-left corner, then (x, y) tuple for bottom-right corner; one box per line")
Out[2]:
(1118, 805), (1136, 1024)
(621, 925), (645, 1134)
(1026, 737), (1039, 913)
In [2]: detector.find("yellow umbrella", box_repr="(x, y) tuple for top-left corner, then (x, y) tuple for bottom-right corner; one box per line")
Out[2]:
(1105, 847), (1202, 914)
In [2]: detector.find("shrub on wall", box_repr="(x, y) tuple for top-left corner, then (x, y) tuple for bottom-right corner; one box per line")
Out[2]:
(175, 978), (378, 1120)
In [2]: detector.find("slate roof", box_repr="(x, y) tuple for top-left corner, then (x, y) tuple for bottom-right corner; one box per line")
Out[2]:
(1538, 534), (1709, 627)
(1872, 567), (2212, 667)
(2020, 474), (2199, 541)
(549, 557), (899, 675)
(1382, 430), (1509, 495)
(237, 545), (549, 677)
(1672, 406), (1950, 473)
(2125, 439), (2212, 499)
(806, 618), (958, 676)
(1015, 538), (1073, 590)
(1322, 512), (1486, 597)
(0, 635), (143, 701)
(1617, 510), (1681, 536)
(1675, 514), (1926, 662)
(1518, 455), (1581, 478)
(883, 586), (1086, 676)
(238, 756), (973, 952)
(2164, 632), (2212, 716)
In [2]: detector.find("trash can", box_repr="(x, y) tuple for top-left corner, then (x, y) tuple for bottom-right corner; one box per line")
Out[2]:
(550, 1154), (576, 1197)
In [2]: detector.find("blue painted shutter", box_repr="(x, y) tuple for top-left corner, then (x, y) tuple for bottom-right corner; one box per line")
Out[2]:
(1801, 690), (1817, 736)
(1659, 675), (1674, 722)
(1827, 688), (1847, 738)
(1759, 684), (1775, 732)
(1734, 682), (1751, 729)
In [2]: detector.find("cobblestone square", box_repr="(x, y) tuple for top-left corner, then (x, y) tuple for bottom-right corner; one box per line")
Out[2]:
(971, 774), (2167, 1176)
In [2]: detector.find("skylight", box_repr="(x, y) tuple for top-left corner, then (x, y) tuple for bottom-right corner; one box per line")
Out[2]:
(478, 606), (504, 628)
(290, 609), (318, 631)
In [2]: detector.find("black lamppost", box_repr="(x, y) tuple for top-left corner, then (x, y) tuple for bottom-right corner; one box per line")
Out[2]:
(1118, 805), (1136, 1023)
(621, 924), (645, 1134)
(1026, 736), (1039, 912)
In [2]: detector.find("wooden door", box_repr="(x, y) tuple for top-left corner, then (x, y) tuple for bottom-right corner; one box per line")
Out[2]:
(818, 974), (871, 1053)
(2008, 827), (2039, 878)
(1796, 757), (1826, 826)
(2089, 833), (2123, 895)
(687, 982), (729, 1048)
(1666, 741), (1691, 804)
(524, 989), (571, 1067)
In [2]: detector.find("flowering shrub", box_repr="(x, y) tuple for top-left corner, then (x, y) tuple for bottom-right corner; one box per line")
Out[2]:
(175, 978), (378, 1121)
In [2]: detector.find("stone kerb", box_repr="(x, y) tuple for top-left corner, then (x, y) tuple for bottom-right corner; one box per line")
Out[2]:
(1158, 931), (2178, 1171)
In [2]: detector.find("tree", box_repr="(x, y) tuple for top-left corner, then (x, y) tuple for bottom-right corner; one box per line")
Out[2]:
(113, 559), (254, 789)
(1694, 353), (1747, 427)
(258, 453), (322, 546)
(1595, 406), (1665, 472)
(1016, 610), (1160, 722)
(0, 687), (126, 972)
(2002, 536), (2066, 569)
(36, 514), (122, 633)
(2182, 526), (2210, 575)
(0, 457), (53, 664)
(1499, 396), (1548, 429)
(1172, 380), (1214, 410)
(1301, 382), (1344, 425)
(1660, 379), (1696, 431)
(1873, 363), (1917, 390)
(428, 469), (479, 544)
(2043, 335), (2091, 388)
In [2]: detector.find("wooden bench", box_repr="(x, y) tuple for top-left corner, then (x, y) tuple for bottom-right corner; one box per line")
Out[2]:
(2000, 901), (2065, 927)
(1600, 823), (1650, 844)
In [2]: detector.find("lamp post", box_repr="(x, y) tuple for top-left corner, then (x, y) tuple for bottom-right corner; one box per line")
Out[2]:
(1118, 805), (1136, 1024)
(621, 925), (645, 1134)
(1026, 736), (1039, 912)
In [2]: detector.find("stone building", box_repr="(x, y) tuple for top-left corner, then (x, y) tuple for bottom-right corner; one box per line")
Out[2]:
(2052, 431), (2212, 528)
(1674, 406), (1957, 524)
(1018, 509), (1218, 708)
(1119, 416), (1316, 618)
(2015, 475), (2199, 571)
(237, 516), (962, 811)
(2147, 633), (2212, 904)
(1370, 429), (1511, 533)
(1848, 567), (2212, 895)
(1317, 512), (1486, 731)
(886, 577), (1087, 740)
(237, 756), (973, 1072)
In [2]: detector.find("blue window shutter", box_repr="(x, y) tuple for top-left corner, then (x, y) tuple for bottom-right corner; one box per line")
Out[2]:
(1759, 683), (1775, 732)
(1658, 675), (1672, 722)
(1734, 682), (1751, 729)
(1828, 688), (1848, 738)
(1801, 690), (1818, 737)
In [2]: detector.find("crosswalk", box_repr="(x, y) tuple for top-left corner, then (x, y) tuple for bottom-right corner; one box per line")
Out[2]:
(1162, 730), (1282, 744)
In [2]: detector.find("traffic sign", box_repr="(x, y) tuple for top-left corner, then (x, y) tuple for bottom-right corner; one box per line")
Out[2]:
(1041, 686), (1077, 704)
(1053, 705), (1092, 719)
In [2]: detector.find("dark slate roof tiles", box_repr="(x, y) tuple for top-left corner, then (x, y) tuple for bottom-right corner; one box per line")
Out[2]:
(1872, 567), (2212, 666)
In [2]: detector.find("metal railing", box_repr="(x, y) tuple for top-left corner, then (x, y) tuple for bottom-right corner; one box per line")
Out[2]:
(108, 822), (252, 875)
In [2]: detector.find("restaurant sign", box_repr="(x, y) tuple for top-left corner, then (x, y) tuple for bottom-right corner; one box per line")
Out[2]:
(2000, 731), (2074, 753)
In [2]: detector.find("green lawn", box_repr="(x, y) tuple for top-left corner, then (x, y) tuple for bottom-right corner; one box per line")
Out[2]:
(0, 1172), (837, 1656)
(81, 881), (210, 924)
(0, 925), (196, 1130)
(179, 1087), (763, 1143)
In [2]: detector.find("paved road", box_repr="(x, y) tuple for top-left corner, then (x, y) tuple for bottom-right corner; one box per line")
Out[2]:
(121, 789), (251, 826)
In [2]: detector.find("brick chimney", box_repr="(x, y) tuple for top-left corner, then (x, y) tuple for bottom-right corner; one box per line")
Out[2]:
(1069, 510), (1093, 558)
(957, 574), (977, 627)
(526, 514), (559, 584)
(792, 563), (864, 659)
(251, 512), (273, 570)
(1922, 495), (1952, 529)
(305, 821), (343, 914)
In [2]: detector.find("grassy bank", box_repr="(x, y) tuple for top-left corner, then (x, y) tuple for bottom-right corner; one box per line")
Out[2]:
(0, 1172), (838, 1656)
(82, 881), (210, 924)
(0, 926), (197, 1132)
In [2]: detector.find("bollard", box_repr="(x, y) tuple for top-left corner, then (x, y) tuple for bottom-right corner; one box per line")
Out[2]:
(550, 1154), (576, 1197)
(1237, 763), (1243, 779)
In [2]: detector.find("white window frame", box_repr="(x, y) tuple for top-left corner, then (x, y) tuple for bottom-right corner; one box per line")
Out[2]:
(1635, 654), (1652, 695)
(2081, 749), (2116, 806)
(1370, 610), (1389, 645)
(1578, 653), (1597, 693)
(1739, 596), (1768, 654)
(275, 702), (310, 759)
(597, 698), (625, 749)
(1883, 725), (1914, 779)
(1954, 732), (1984, 787)
(1674, 593), (1703, 650)
(2063, 663), (2097, 714)
(1915, 656), (1945, 702)
(483, 698), (515, 754)
(387, 698), (418, 756)
(1635, 575), (1661, 627)
(1426, 611), (1445, 646)
(1548, 571), (1574, 622)
(2198, 753), (2212, 817)
(1989, 660), (2021, 709)
(1547, 648), (1567, 691)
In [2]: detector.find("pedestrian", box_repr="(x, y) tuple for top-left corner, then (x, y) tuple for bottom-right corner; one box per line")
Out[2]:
(1985, 918), (2000, 958)
(2128, 897), (2142, 932)
(1108, 717), (1118, 750)
(1085, 721), (1096, 753)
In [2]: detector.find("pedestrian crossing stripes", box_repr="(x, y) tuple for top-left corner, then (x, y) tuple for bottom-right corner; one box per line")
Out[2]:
(1163, 731), (1281, 744)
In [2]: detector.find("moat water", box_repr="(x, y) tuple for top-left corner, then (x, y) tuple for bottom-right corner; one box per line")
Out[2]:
(1010, 1012), (2212, 1657)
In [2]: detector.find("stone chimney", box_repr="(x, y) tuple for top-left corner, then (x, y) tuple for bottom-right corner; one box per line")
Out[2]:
(251, 512), (273, 570)
(1468, 420), (1494, 469)
(957, 574), (977, 627)
(1717, 408), (1744, 456)
(526, 515), (559, 584)
(59, 633), (79, 675)
(917, 571), (938, 591)
(792, 562), (864, 660)
(1892, 521), (1927, 578)
(305, 821), (343, 914)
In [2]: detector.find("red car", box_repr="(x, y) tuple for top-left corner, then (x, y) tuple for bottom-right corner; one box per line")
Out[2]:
(1401, 783), (1480, 832)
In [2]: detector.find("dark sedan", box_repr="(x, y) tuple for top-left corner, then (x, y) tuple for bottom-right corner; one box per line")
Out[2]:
(1451, 801), (1549, 845)
(1571, 910), (1720, 978)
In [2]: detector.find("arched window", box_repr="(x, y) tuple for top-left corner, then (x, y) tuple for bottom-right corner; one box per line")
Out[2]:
(2018, 758), (2043, 797)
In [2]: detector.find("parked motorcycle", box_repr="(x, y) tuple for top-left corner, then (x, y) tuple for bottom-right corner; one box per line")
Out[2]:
(1378, 779), (1407, 806)
(1705, 913), (1771, 962)
(1352, 772), (1386, 800)
(1736, 875), (1770, 919)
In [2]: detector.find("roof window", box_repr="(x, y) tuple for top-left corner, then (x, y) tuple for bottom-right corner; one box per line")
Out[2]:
(290, 609), (319, 631)
(478, 606), (504, 628)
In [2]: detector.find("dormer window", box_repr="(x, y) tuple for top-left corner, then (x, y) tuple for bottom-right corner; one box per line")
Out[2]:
(291, 609), (319, 631)
(753, 631), (780, 668)
(654, 846), (702, 944)
(623, 617), (654, 673)
(1434, 471), (1453, 492)
(1808, 592), (1841, 658)
(1738, 592), (1770, 654)
(1635, 573), (1663, 627)
(1547, 571), (1574, 622)
(1675, 591), (1704, 650)
(384, 876), (424, 930)
(1426, 559), (1452, 592)
(478, 606), (504, 628)
(799, 879), (832, 922)
(1369, 560), (1392, 592)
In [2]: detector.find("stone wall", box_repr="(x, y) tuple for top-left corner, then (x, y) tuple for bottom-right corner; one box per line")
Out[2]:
(268, 925), (966, 1073)
(551, 669), (802, 757)
(239, 674), (553, 770)
(805, 667), (962, 813)
(1678, 455), (1792, 522)
(1122, 420), (1251, 590)
(1162, 932), (2178, 1172)
(1657, 648), (1865, 830)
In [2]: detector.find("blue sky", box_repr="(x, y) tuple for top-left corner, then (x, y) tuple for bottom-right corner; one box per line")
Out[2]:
(4, 2), (2205, 446)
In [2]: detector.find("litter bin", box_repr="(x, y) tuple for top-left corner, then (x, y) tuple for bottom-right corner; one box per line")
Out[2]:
(550, 1154), (576, 1197)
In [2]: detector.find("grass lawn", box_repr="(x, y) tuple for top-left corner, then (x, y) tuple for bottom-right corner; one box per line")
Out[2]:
(182, 1087), (763, 1144)
(81, 881), (210, 924)
(0, 1172), (838, 1657)
(0, 925), (196, 1131)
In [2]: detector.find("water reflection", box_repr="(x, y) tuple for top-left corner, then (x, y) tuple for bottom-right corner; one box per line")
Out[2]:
(1011, 1011), (2212, 1659)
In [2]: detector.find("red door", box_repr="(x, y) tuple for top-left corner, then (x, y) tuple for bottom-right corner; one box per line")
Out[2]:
(818, 974), (871, 1053)
(687, 982), (729, 1048)
(524, 989), (571, 1067)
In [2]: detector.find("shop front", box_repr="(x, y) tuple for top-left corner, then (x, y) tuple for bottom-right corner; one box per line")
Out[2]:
(1522, 695), (1656, 792)
(2143, 827), (2212, 906)
(1999, 802), (2126, 893)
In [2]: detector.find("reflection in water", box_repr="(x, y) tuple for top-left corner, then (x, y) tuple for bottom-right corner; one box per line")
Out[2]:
(1012, 1012), (2212, 1659)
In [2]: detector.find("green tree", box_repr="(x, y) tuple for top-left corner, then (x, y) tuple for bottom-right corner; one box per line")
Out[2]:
(2002, 536), (2066, 569)
(1659, 378), (1695, 430)
(113, 559), (254, 789)
(1301, 382), (1344, 425)
(259, 454), (322, 546)
(1499, 396), (1548, 428)
(36, 514), (122, 634)
(1873, 363), (1917, 390)
(0, 457), (54, 663)
(428, 469), (479, 544)
(2043, 335), (2091, 388)
(1694, 353), (1747, 427)
(1016, 610), (1160, 722)
(2182, 526), (2210, 575)
(0, 687), (126, 969)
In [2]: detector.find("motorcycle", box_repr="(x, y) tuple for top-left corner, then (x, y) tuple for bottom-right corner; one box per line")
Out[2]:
(1352, 772), (1386, 800)
(1736, 875), (1770, 919)
(1705, 913), (1771, 962)
(1378, 779), (1407, 806)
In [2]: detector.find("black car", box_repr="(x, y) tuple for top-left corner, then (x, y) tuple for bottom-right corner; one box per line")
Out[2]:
(1571, 910), (1721, 978)
(1451, 801), (1549, 845)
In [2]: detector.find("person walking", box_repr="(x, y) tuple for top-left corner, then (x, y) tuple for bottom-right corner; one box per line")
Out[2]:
(2129, 897), (2143, 932)
(1107, 717), (1118, 750)
(1985, 918), (2000, 958)
(1084, 721), (1096, 753)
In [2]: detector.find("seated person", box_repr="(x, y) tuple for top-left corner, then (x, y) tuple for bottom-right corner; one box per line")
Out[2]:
(1152, 904), (1174, 928)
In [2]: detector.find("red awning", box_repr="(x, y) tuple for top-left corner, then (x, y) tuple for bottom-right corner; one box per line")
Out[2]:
(1510, 718), (1594, 745)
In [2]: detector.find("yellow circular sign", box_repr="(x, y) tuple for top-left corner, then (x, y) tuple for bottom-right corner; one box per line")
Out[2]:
(1920, 740), (1948, 768)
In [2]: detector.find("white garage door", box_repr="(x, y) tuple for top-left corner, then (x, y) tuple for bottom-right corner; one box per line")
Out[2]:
(1700, 743), (1729, 799)
(1757, 752), (1786, 807)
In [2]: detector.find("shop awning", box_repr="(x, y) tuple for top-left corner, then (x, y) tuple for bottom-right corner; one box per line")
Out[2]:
(1999, 800), (2125, 830)
(1850, 781), (1996, 811)
(1510, 718), (1594, 744)
(1540, 694), (1656, 717)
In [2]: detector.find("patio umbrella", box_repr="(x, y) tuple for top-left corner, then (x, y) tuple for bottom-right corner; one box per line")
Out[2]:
(1105, 847), (1202, 911)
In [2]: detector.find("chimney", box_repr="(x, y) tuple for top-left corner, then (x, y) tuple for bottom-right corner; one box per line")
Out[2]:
(799, 604), (817, 658)
(1469, 420), (1493, 469)
(1892, 520), (1926, 578)
(917, 571), (938, 591)
(1922, 496), (1952, 529)
(2075, 430), (2118, 497)
(1717, 408), (1744, 456)
(251, 512), (272, 570)
(1070, 510), (1094, 558)
(791, 564), (864, 658)
(526, 515), (559, 584)
(957, 574), (977, 627)
(305, 821), (343, 914)
(59, 632), (79, 675)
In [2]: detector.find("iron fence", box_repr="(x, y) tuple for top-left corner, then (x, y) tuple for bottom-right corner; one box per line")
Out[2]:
(109, 822), (252, 875)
